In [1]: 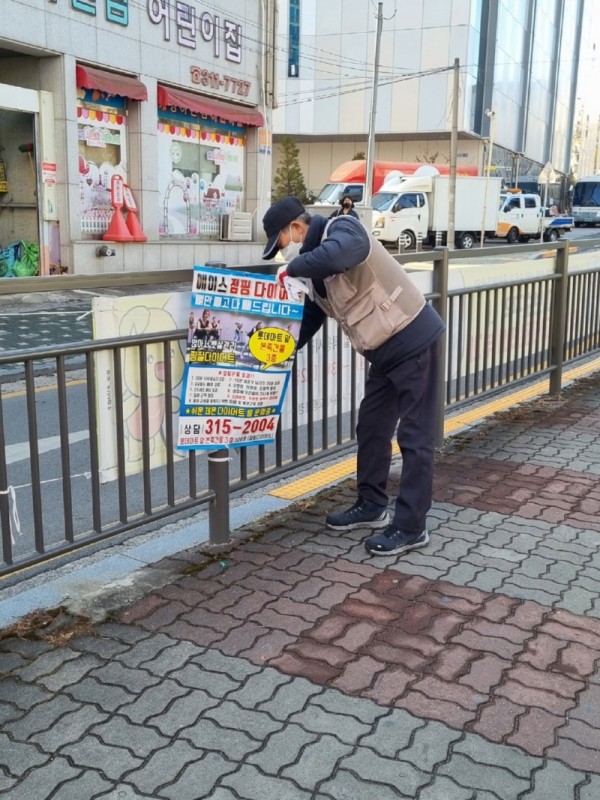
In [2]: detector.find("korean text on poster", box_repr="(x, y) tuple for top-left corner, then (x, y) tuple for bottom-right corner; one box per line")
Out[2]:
(177, 266), (305, 450)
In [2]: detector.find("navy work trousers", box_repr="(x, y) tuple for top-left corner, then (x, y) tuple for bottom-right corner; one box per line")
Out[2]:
(356, 340), (440, 533)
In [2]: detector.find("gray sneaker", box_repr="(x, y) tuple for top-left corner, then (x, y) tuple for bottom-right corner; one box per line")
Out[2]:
(365, 526), (430, 556)
(326, 500), (390, 531)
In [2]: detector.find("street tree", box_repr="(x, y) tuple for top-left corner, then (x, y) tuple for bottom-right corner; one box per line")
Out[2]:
(272, 136), (309, 203)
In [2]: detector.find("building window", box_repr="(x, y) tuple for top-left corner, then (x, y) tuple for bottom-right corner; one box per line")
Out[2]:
(157, 107), (246, 239)
(77, 89), (128, 239)
(288, 0), (300, 77)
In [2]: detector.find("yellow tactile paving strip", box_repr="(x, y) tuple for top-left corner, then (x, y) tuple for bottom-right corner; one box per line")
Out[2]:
(270, 355), (600, 500)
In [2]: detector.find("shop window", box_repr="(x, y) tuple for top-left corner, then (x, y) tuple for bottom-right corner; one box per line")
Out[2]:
(157, 106), (246, 239)
(77, 89), (128, 239)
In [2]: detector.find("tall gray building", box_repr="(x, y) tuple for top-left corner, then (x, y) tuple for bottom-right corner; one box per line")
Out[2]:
(273, 0), (587, 202)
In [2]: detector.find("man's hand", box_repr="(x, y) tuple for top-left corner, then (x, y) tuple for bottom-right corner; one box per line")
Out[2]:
(276, 265), (288, 286)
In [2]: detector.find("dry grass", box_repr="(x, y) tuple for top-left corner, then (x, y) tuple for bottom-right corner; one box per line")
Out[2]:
(0, 606), (92, 647)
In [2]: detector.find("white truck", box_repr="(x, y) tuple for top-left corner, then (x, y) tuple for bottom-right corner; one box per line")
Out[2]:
(496, 191), (574, 243)
(371, 172), (502, 250)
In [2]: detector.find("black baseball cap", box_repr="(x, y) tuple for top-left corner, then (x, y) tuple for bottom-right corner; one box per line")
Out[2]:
(262, 196), (306, 259)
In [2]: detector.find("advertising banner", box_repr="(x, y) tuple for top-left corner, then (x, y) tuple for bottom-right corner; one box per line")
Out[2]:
(177, 266), (305, 450)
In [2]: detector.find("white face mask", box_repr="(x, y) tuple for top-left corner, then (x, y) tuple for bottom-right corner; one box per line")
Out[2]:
(280, 225), (303, 261)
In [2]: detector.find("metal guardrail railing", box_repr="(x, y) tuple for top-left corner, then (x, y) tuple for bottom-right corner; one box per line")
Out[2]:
(1, 239), (599, 576)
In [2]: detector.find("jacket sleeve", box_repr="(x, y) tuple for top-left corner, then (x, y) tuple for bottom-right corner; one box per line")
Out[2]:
(296, 297), (326, 350)
(286, 217), (370, 281)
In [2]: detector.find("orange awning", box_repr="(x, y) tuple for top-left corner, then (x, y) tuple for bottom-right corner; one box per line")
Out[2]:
(157, 85), (264, 127)
(76, 65), (148, 101)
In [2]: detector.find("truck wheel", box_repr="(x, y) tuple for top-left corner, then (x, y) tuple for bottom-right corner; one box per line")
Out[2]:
(398, 230), (416, 250)
(506, 227), (520, 245)
(545, 228), (559, 242)
(575, 221), (582, 228)
(456, 232), (475, 249)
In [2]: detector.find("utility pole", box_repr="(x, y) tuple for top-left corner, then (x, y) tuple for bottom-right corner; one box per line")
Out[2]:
(364, 2), (383, 209)
(447, 58), (459, 250)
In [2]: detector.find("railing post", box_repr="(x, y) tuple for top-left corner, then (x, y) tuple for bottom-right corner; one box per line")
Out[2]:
(207, 449), (231, 546)
(432, 247), (449, 447)
(549, 241), (569, 395)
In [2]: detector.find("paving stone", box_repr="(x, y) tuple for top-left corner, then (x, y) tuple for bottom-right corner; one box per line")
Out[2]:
(338, 748), (428, 795)
(398, 719), (463, 771)
(204, 700), (284, 740)
(146, 689), (220, 735)
(418, 776), (475, 800)
(357, 710), (424, 758)
(13, 648), (82, 682)
(247, 722), (317, 773)
(257, 676), (322, 719)
(269, 650), (341, 684)
(437, 753), (531, 799)
(118, 679), (192, 724)
(0, 774), (16, 794)
(50, 771), (115, 799)
(314, 689), (386, 726)
(115, 634), (188, 669)
(65, 676), (134, 711)
(547, 737), (600, 773)
(61, 734), (143, 780)
(240, 627), (297, 664)
(319, 768), (413, 799)
(289, 704), (371, 744)
(282, 734), (353, 787)
(0, 638), (53, 658)
(469, 568), (511, 593)
(70, 635), (130, 659)
(123, 739), (202, 795)
(192, 648), (261, 681)
(453, 734), (540, 777)
(91, 715), (169, 758)
(579, 774), (600, 799)
(170, 661), (240, 696)
(179, 717), (262, 760)
(89, 661), (161, 694)
(225, 668), (291, 708)
(3, 694), (81, 741)
(0, 730), (49, 775)
(94, 786), (157, 799)
(0, 757), (79, 799)
(154, 752), (238, 800)
(519, 760), (586, 798)
(37, 653), (104, 691)
(0, 701), (25, 726)
(95, 623), (153, 645)
(30, 703), (109, 750)
(0, 651), (28, 673)
(221, 763), (314, 798)
(0, 683), (49, 717)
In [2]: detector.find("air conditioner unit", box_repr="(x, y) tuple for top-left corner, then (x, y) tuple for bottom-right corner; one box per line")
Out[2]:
(220, 211), (253, 241)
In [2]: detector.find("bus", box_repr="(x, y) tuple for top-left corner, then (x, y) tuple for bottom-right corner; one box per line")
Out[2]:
(572, 175), (600, 227)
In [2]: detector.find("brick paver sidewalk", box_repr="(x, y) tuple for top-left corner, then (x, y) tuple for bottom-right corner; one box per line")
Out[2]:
(2, 373), (600, 798)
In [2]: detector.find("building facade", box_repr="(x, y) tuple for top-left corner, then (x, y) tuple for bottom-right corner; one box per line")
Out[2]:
(273, 0), (586, 205)
(0, 0), (276, 276)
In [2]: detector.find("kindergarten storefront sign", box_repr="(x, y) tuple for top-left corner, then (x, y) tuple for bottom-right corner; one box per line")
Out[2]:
(177, 266), (305, 450)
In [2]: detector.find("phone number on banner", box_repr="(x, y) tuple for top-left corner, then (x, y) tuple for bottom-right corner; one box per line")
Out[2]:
(178, 415), (277, 448)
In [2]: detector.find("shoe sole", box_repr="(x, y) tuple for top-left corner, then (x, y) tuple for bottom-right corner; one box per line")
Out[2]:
(326, 512), (390, 531)
(366, 530), (430, 556)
